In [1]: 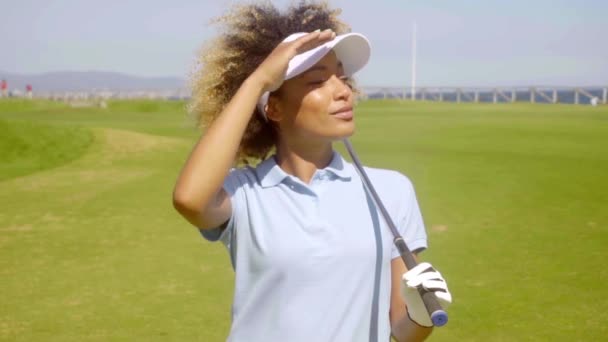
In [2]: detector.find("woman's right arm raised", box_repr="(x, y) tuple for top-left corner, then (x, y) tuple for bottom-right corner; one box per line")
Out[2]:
(172, 29), (336, 230)
(172, 76), (265, 229)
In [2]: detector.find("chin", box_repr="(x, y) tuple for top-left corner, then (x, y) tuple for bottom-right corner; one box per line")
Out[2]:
(329, 124), (355, 140)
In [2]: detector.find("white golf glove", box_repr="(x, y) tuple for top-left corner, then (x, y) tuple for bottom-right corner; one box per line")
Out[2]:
(401, 262), (452, 327)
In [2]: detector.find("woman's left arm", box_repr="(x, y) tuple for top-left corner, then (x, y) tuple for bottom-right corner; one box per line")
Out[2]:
(389, 256), (433, 342)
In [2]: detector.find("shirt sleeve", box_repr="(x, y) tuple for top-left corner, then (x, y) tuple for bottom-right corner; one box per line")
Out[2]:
(199, 168), (242, 248)
(391, 174), (428, 259)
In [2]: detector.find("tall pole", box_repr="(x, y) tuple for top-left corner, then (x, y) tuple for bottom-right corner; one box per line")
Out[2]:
(411, 21), (417, 101)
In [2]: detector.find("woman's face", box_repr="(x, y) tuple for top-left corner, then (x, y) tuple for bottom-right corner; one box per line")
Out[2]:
(270, 51), (355, 144)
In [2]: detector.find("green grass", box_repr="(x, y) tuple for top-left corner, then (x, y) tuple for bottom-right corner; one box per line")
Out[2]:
(1, 98), (607, 341)
(0, 99), (198, 138)
(0, 119), (93, 181)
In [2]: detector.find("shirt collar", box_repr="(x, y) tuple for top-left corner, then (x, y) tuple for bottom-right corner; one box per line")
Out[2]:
(257, 156), (288, 188)
(256, 151), (354, 188)
(324, 151), (354, 179)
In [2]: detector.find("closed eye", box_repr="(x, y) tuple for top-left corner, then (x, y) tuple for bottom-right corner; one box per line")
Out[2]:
(307, 75), (352, 88)
(309, 76), (350, 83)
(309, 79), (327, 85)
(340, 76), (353, 88)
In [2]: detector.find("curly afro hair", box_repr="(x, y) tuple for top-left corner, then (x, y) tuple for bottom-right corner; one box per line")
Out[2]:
(189, 1), (351, 163)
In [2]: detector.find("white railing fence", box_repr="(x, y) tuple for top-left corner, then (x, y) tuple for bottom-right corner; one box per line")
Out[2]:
(360, 86), (608, 105)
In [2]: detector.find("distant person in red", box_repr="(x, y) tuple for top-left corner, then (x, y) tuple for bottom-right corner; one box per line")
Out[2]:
(1, 79), (7, 98)
(26, 84), (33, 99)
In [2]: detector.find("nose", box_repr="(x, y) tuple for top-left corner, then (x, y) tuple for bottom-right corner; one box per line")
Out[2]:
(332, 75), (352, 101)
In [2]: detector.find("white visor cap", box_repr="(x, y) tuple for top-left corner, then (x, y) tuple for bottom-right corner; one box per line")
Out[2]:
(257, 32), (371, 119)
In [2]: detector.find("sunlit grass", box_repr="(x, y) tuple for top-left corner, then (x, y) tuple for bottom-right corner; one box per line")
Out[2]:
(1, 99), (607, 341)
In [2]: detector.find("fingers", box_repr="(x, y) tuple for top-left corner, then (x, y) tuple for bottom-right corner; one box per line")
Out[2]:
(253, 29), (337, 93)
(400, 262), (453, 325)
(418, 279), (447, 292)
(405, 271), (444, 288)
(292, 29), (336, 55)
(403, 262), (434, 281)
(402, 262), (452, 304)
(435, 289), (453, 305)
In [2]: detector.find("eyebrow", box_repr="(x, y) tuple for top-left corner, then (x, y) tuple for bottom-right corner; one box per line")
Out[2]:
(303, 61), (344, 74)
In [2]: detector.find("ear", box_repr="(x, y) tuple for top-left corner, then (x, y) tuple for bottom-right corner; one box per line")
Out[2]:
(265, 94), (283, 123)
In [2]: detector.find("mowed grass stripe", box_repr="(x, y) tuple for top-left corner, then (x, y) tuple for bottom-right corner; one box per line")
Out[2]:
(0, 119), (93, 181)
(0, 99), (607, 341)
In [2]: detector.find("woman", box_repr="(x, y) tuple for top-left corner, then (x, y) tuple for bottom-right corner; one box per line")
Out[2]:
(173, 2), (451, 341)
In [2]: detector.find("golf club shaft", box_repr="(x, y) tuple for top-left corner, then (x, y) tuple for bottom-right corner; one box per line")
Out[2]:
(342, 138), (448, 327)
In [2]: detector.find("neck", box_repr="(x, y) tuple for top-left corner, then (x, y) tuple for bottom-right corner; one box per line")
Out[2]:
(275, 139), (334, 184)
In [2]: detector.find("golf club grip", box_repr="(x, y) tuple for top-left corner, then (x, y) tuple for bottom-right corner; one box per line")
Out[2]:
(395, 238), (448, 327)
(343, 139), (448, 327)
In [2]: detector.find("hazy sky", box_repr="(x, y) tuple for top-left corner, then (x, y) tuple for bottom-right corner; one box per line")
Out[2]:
(1, 0), (607, 87)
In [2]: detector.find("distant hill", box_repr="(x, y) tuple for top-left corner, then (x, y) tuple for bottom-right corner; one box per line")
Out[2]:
(0, 71), (186, 92)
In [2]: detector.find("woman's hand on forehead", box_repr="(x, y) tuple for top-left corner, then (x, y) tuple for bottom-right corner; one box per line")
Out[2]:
(250, 29), (336, 93)
(292, 29), (336, 55)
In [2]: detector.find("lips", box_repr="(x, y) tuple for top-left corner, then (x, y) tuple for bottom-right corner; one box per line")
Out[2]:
(331, 107), (354, 120)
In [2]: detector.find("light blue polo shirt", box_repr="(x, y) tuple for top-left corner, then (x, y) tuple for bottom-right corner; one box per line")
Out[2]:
(201, 151), (427, 342)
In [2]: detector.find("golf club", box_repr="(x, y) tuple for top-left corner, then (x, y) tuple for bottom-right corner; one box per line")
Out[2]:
(343, 138), (448, 327)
